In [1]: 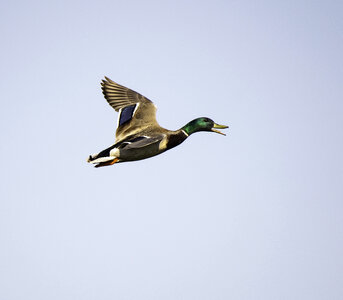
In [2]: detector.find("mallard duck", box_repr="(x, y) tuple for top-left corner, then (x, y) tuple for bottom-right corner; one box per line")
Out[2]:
(87, 77), (228, 167)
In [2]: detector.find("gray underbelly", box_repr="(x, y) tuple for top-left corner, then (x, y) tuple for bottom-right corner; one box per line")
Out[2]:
(118, 143), (164, 161)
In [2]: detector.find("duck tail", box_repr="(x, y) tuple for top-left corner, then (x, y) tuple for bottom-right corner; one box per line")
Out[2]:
(87, 154), (97, 163)
(87, 146), (120, 167)
(87, 153), (113, 163)
(87, 154), (119, 167)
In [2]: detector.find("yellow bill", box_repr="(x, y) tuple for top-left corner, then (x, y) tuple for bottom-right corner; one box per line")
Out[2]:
(211, 123), (229, 136)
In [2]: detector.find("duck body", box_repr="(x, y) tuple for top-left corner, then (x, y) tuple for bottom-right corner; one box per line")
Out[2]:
(88, 129), (188, 167)
(87, 77), (228, 167)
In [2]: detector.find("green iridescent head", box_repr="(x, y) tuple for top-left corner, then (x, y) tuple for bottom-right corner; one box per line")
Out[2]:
(182, 117), (228, 136)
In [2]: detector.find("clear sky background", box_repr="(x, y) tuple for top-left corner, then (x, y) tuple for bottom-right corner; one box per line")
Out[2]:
(1, 0), (342, 299)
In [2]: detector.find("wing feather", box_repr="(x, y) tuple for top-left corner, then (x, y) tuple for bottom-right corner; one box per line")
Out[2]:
(101, 77), (160, 141)
(101, 77), (153, 111)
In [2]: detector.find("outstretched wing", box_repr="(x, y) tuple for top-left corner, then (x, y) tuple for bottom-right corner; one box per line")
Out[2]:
(101, 76), (152, 111)
(101, 77), (160, 141)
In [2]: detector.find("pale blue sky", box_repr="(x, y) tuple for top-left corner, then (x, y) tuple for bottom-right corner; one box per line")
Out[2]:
(1, 0), (342, 299)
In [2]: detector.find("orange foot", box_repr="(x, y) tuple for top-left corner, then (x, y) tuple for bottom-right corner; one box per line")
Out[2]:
(95, 158), (119, 168)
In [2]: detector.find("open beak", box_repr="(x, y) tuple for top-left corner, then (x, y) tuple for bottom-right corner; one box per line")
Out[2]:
(211, 123), (229, 136)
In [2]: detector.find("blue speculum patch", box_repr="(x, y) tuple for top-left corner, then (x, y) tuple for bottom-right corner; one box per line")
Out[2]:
(119, 104), (136, 126)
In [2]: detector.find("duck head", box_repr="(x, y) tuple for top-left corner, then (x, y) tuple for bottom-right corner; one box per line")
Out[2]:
(182, 117), (228, 136)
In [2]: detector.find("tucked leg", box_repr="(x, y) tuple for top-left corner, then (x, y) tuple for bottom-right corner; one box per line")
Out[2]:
(94, 158), (119, 168)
